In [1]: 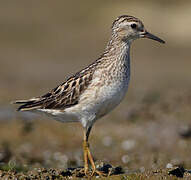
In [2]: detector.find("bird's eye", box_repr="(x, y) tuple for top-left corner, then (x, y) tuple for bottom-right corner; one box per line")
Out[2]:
(131, 23), (137, 29)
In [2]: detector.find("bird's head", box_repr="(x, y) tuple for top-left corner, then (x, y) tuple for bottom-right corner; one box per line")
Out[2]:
(112, 15), (165, 44)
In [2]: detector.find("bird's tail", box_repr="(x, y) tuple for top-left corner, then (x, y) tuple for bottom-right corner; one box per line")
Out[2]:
(11, 98), (44, 111)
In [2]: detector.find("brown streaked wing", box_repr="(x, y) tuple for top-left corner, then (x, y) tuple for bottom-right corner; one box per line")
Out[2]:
(16, 68), (94, 111)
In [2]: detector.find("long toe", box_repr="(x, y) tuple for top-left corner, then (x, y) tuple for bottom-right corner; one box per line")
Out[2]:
(78, 168), (90, 177)
(91, 169), (107, 177)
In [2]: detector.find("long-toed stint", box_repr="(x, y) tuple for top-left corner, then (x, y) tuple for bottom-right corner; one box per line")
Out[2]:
(13, 15), (165, 176)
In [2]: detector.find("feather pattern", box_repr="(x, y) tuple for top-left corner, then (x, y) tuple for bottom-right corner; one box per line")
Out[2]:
(14, 65), (95, 111)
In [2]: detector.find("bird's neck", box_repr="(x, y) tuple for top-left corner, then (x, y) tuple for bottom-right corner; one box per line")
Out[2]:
(94, 35), (131, 83)
(101, 34), (131, 69)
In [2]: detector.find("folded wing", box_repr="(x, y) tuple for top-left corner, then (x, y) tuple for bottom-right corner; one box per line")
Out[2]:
(13, 69), (94, 111)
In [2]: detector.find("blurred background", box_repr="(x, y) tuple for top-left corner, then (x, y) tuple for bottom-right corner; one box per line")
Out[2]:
(0, 0), (191, 173)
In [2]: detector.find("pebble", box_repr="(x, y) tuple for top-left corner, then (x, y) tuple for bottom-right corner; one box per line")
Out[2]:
(121, 154), (131, 164)
(166, 163), (173, 169)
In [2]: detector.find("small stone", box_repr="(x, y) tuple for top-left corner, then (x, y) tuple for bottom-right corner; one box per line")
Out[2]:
(168, 166), (185, 178)
(98, 164), (112, 173)
(61, 170), (72, 177)
(114, 166), (123, 174)
(121, 154), (131, 164)
(166, 163), (173, 169)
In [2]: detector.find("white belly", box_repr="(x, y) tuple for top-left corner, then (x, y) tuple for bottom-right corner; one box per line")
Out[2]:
(95, 83), (128, 118)
(74, 76), (129, 127)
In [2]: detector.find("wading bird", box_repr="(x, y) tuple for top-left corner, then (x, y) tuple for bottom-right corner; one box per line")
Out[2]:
(13, 15), (165, 176)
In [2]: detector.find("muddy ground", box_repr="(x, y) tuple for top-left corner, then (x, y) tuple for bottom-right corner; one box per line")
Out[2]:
(0, 165), (191, 179)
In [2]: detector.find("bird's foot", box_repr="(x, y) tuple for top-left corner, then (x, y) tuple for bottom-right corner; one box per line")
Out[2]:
(78, 168), (88, 177)
(91, 169), (107, 177)
(78, 167), (107, 177)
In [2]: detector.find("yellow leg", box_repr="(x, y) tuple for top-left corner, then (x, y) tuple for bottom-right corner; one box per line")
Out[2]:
(83, 140), (89, 175)
(86, 143), (95, 171)
(82, 128), (106, 177)
(86, 145), (104, 177)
